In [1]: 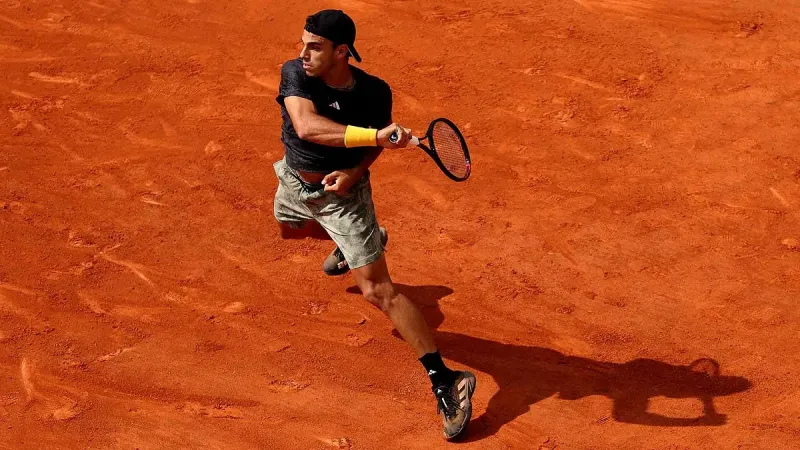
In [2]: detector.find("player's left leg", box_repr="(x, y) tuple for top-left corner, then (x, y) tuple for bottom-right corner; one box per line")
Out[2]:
(352, 255), (476, 441)
(352, 255), (436, 356)
(322, 226), (386, 275)
(310, 171), (476, 440)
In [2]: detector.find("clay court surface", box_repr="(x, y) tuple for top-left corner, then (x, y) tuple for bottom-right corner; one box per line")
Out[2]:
(3, 0), (800, 448)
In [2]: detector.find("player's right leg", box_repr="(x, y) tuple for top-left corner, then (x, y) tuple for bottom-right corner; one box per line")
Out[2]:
(277, 220), (331, 240)
(273, 158), (331, 240)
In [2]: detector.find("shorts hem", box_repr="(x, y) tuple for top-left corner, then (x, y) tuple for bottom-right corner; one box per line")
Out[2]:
(347, 247), (384, 270)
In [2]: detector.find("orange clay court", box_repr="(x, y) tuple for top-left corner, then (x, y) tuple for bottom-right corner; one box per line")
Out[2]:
(2, 0), (800, 448)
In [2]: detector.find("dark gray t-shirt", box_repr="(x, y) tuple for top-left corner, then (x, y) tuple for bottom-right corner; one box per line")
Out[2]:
(276, 58), (393, 173)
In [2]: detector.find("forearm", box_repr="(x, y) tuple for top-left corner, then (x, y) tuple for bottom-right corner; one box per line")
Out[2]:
(285, 97), (388, 149)
(296, 115), (382, 150)
(294, 114), (348, 147)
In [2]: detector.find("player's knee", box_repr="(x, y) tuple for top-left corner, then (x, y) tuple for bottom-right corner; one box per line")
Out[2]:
(362, 281), (397, 312)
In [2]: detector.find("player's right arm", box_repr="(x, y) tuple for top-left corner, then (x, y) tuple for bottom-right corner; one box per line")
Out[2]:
(283, 96), (347, 146)
(284, 96), (407, 148)
(278, 60), (407, 149)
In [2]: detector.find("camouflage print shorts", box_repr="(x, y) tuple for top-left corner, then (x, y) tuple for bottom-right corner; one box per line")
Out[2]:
(272, 158), (384, 269)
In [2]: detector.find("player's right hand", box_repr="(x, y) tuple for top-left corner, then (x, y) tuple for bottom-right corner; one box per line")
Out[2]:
(377, 123), (411, 149)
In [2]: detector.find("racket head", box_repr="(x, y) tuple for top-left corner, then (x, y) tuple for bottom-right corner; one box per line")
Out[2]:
(425, 118), (471, 182)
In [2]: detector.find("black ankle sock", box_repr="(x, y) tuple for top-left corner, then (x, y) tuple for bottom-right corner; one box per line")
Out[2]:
(419, 351), (456, 388)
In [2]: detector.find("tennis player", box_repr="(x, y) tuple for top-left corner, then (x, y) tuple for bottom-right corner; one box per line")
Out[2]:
(272, 9), (476, 440)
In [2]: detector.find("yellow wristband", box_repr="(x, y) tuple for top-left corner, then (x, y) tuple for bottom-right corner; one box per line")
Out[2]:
(344, 126), (377, 148)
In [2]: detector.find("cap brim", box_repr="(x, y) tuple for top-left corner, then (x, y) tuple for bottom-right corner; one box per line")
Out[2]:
(348, 45), (362, 63)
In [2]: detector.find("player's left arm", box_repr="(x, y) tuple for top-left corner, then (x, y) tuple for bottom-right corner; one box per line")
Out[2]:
(356, 146), (383, 173)
(322, 133), (386, 194)
(352, 109), (391, 176)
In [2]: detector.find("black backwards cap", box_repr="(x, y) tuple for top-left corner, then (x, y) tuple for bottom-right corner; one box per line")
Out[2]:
(304, 10), (362, 63)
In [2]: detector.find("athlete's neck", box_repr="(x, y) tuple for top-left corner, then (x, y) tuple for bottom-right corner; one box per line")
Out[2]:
(322, 63), (354, 90)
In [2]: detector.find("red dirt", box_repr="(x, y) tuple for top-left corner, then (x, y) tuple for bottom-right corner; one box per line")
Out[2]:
(2, 0), (800, 448)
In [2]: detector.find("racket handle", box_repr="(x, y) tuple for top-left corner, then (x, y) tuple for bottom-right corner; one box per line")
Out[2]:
(389, 131), (420, 146)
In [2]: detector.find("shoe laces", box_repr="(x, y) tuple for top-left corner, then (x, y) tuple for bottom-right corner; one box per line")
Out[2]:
(434, 386), (460, 420)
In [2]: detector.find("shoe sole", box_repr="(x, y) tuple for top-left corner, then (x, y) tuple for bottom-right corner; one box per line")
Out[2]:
(444, 371), (477, 441)
(323, 267), (349, 276)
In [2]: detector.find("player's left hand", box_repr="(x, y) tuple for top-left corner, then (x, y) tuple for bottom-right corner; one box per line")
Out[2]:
(322, 168), (362, 195)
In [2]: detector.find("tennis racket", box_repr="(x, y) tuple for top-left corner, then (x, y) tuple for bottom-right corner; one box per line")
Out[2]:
(389, 118), (471, 182)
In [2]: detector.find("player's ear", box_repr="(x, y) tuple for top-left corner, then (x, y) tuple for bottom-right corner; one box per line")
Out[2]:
(334, 43), (348, 60)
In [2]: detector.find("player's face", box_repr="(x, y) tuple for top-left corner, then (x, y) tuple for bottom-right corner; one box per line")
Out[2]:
(299, 30), (336, 77)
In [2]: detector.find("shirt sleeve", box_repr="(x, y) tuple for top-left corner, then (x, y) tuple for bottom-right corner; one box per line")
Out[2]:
(276, 60), (313, 106)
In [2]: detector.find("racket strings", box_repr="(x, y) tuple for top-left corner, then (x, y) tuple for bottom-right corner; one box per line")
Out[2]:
(431, 121), (469, 179)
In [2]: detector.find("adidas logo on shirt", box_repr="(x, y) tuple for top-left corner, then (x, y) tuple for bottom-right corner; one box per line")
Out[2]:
(329, 101), (340, 110)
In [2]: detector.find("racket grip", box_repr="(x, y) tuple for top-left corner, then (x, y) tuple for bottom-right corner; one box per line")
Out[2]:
(388, 131), (420, 146)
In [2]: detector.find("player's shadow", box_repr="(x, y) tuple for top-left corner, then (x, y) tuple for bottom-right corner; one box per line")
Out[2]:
(348, 284), (753, 441)
(436, 332), (752, 441)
